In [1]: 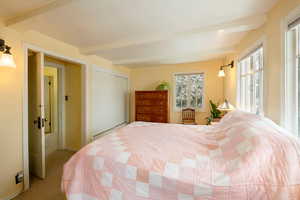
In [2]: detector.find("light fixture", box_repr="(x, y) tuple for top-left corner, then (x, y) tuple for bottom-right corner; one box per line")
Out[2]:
(218, 69), (225, 77)
(218, 61), (234, 77)
(218, 99), (235, 112)
(0, 39), (16, 68)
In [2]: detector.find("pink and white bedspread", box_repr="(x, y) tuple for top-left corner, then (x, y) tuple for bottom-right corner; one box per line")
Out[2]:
(62, 111), (300, 200)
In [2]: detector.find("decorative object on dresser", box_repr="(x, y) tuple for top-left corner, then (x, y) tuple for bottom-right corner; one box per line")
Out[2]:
(182, 108), (196, 125)
(135, 90), (169, 123)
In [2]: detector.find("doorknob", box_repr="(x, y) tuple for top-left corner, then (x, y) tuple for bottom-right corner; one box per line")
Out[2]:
(34, 117), (41, 129)
(33, 117), (45, 129)
(41, 118), (45, 128)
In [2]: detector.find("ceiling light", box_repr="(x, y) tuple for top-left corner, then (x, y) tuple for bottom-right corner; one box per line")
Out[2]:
(0, 39), (16, 68)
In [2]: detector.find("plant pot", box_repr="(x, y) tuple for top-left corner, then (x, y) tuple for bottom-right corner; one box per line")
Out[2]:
(156, 85), (169, 91)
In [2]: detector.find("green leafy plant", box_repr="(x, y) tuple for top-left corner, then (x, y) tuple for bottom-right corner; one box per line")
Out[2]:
(156, 81), (170, 90)
(206, 100), (221, 125)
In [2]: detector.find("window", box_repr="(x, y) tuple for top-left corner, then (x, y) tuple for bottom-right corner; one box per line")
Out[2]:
(284, 19), (300, 136)
(175, 73), (204, 110)
(237, 47), (264, 114)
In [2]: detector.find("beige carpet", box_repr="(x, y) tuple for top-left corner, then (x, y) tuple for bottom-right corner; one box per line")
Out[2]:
(13, 150), (74, 200)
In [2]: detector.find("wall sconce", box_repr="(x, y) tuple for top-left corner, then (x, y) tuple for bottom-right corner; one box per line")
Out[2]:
(0, 39), (16, 68)
(218, 61), (234, 77)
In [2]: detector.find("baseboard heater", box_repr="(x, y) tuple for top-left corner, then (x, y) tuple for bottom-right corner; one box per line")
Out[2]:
(93, 122), (128, 140)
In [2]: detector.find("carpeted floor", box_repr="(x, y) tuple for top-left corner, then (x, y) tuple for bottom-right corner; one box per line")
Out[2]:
(13, 150), (74, 200)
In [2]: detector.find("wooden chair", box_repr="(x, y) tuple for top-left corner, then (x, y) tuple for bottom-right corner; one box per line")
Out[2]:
(182, 108), (196, 125)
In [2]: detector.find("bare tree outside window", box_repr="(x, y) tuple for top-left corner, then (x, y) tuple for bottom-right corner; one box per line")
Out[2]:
(175, 73), (204, 110)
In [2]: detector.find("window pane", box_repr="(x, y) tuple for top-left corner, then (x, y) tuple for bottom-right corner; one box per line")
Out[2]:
(240, 76), (246, 109)
(241, 60), (246, 75)
(176, 75), (188, 108)
(245, 57), (252, 74)
(238, 47), (263, 114)
(189, 74), (204, 108)
(254, 71), (262, 114)
(285, 28), (298, 135)
(253, 48), (263, 71)
(189, 75), (196, 108)
(245, 75), (252, 112)
(175, 73), (204, 109)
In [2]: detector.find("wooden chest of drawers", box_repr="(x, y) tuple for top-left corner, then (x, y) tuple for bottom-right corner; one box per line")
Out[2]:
(135, 90), (169, 123)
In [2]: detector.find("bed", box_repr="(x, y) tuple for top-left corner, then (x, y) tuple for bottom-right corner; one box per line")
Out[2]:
(62, 111), (300, 199)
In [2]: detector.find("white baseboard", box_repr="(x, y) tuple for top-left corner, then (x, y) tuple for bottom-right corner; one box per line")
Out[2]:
(93, 123), (128, 140)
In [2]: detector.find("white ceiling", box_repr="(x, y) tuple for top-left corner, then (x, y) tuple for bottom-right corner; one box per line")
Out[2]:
(0, 0), (278, 67)
(0, 0), (49, 20)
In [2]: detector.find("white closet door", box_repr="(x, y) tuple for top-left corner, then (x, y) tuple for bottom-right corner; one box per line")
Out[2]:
(92, 68), (128, 135)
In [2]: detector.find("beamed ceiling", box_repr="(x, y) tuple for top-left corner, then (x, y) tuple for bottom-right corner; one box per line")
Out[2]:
(0, 0), (278, 67)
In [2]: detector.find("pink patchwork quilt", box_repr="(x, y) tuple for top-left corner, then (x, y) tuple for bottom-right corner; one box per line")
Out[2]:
(62, 111), (300, 200)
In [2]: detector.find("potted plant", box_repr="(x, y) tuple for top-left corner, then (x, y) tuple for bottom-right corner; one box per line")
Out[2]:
(206, 100), (222, 125)
(156, 81), (170, 90)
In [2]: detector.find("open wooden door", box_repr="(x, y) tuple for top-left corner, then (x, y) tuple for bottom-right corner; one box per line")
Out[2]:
(28, 52), (46, 179)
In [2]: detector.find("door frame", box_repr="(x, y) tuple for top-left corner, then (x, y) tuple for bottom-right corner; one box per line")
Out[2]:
(22, 43), (89, 191)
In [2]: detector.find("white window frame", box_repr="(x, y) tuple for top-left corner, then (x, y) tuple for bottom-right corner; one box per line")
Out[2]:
(237, 38), (266, 115)
(281, 5), (300, 136)
(173, 72), (205, 112)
